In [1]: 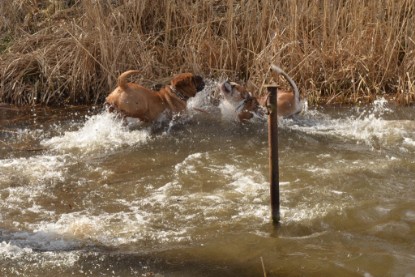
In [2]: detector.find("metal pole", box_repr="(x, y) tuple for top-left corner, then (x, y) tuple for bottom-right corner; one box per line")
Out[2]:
(267, 86), (280, 224)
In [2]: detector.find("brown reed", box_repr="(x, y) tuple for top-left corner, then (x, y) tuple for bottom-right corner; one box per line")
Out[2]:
(0, 0), (414, 106)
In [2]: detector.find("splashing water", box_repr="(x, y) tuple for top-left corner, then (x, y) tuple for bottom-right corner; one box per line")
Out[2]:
(286, 97), (414, 150)
(1, 96), (415, 276)
(41, 111), (150, 154)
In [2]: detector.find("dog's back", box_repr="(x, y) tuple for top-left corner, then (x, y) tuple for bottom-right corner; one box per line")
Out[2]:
(106, 70), (205, 122)
(270, 64), (302, 117)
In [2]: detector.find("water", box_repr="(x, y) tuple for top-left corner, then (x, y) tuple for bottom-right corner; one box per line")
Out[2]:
(1, 88), (414, 276)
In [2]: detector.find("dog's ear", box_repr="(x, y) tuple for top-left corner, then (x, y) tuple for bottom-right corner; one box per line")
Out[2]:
(171, 73), (193, 89)
(170, 73), (199, 97)
(172, 73), (205, 95)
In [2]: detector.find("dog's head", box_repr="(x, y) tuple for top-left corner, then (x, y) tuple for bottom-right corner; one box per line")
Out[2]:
(219, 80), (265, 122)
(219, 81), (252, 103)
(170, 73), (205, 100)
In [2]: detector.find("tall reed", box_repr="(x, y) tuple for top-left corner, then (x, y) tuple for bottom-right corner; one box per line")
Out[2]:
(0, 0), (414, 105)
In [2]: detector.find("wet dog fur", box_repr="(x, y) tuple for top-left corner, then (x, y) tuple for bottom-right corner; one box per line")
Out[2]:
(106, 70), (205, 123)
(218, 64), (302, 122)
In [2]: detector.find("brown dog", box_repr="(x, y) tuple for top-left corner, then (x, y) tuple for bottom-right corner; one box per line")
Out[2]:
(218, 64), (301, 122)
(269, 64), (302, 117)
(106, 70), (205, 122)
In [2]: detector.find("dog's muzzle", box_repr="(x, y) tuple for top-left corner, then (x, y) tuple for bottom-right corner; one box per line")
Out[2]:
(195, 75), (205, 92)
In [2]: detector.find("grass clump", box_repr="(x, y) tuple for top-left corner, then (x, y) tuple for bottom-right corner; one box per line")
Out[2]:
(0, 0), (414, 106)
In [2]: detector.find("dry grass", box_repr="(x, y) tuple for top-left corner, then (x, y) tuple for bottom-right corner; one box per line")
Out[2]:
(0, 0), (414, 106)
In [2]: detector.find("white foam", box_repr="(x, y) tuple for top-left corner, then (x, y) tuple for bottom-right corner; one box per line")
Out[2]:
(1, 227), (80, 253)
(0, 241), (33, 258)
(25, 205), (194, 247)
(0, 150), (347, 251)
(187, 80), (216, 109)
(220, 164), (266, 195)
(287, 98), (413, 149)
(281, 204), (333, 223)
(41, 111), (150, 154)
(187, 79), (222, 116)
(174, 152), (207, 175)
(0, 240), (80, 270)
(219, 100), (240, 121)
(403, 137), (415, 148)
(403, 210), (415, 222)
(31, 213), (109, 247)
(0, 154), (67, 186)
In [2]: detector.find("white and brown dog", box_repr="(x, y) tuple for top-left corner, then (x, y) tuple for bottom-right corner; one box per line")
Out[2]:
(106, 70), (205, 122)
(218, 64), (302, 122)
(218, 81), (264, 122)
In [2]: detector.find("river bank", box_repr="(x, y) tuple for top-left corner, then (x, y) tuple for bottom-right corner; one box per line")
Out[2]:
(1, 0), (414, 106)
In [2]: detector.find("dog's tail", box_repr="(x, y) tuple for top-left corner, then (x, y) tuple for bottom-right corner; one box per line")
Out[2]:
(117, 70), (141, 90)
(270, 64), (300, 103)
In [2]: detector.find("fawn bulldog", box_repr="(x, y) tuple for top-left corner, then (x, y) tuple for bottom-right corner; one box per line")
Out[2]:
(218, 64), (302, 122)
(106, 70), (205, 122)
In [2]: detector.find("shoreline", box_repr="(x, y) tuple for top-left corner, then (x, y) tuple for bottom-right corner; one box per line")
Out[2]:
(1, 1), (414, 106)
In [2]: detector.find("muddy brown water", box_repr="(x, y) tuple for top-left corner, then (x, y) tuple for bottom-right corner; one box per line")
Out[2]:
(0, 92), (414, 276)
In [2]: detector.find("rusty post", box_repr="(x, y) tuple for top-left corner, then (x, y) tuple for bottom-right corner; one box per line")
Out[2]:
(267, 86), (280, 224)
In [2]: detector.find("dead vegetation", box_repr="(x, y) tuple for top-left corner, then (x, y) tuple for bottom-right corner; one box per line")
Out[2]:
(0, 0), (414, 106)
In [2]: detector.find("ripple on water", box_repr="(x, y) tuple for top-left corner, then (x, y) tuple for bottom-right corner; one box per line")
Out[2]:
(1, 97), (414, 276)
